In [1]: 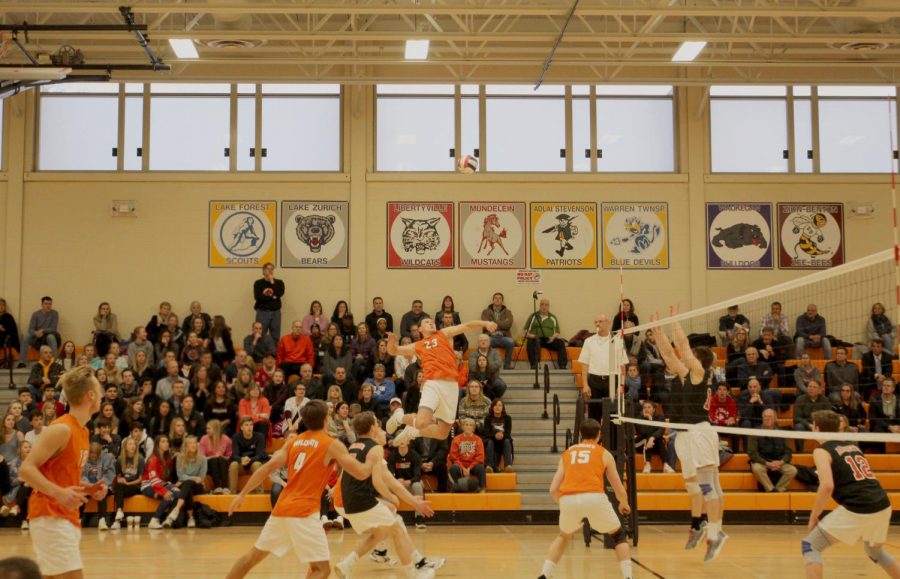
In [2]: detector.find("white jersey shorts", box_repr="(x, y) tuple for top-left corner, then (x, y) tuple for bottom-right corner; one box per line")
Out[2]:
(819, 505), (892, 546)
(419, 378), (459, 425)
(29, 516), (83, 576)
(559, 492), (621, 535)
(345, 501), (399, 535)
(255, 514), (330, 562)
(674, 424), (720, 479)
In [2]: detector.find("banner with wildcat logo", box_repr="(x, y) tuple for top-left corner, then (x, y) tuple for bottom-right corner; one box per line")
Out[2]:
(280, 201), (349, 268)
(777, 203), (844, 269)
(386, 202), (454, 269)
(529, 202), (597, 269)
(706, 203), (773, 269)
(601, 202), (669, 269)
(458, 201), (526, 269)
(208, 201), (276, 268)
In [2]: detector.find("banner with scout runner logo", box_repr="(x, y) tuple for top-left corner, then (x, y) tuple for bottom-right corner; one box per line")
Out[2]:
(209, 201), (276, 268)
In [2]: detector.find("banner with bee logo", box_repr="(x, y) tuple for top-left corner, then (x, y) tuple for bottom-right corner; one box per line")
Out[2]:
(601, 202), (669, 269)
(280, 201), (349, 268)
(529, 202), (598, 269)
(208, 201), (276, 268)
(458, 201), (526, 269)
(777, 203), (844, 269)
(387, 202), (454, 269)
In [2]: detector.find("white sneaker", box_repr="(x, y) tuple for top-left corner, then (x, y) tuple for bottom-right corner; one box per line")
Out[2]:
(321, 515), (331, 529)
(386, 408), (405, 435)
(417, 557), (445, 570)
(162, 506), (180, 528)
(0, 506), (9, 517)
(642, 463), (652, 473)
(332, 516), (344, 530)
(148, 518), (163, 530)
(415, 568), (436, 579)
(115, 509), (125, 522)
(370, 550), (397, 565)
(391, 426), (420, 447)
(187, 516), (196, 529)
(334, 559), (354, 578)
(663, 464), (675, 473)
(110, 520), (121, 531)
(20, 520), (29, 530)
(98, 518), (109, 531)
(415, 519), (426, 530)
(132, 516), (140, 529)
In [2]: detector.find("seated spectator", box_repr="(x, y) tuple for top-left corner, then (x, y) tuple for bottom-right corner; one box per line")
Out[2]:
(758, 301), (791, 342)
(365, 297), (394, 337)
(611, 298), (640, 334)
(189, 317), (210, 350)
(449, 418), (487, 492)
(728, 348), (779, 406)
(413, 431), (450, 493)
(182, 301), (212, 339)
(718, 304), (750, 346)
(145, 301), (172, 345)
(724, 328), (751, 385)
(162, 314), (185, 355)
(326, 385), (343, 409)
(156, 360), (189, 403)
(314, 324), (332, 373)
(824, 347), (859, 400)
(0, 298), (22, 366)
(482, 398), (513, 473)
(208, 315), (235, 368)
(26, 346), (63, 400)
(149, 400), (174, 439)
(17, 389), (36, 416)
(238, 383), (271, 438)
(231, 367), (256, 400)
(128, 422), (154, 461)
(331, 300), (350, 327)
(793, 354), (821, 396)
(338, 313), (357, 344)
(638, 330), (665, 384)
(141, 435), (185, 529)
(154, 341), (177, 373)
(468, 354), (506, 400)
(368, 339), (395, 382)
(252, 352), (277, 389)
(199, 419), (232, 494)
(204, 381), (237, 436)
(458, 381), (492, 429)
(7, 401), (29, 434)
(302, 300), (328, 337)
(129, 353), (154, 387)
(40, 401), (57, 432)
(296, 363), (325, 401)
(371, 317), (390, 343)
(833, 383), (867, 432)
(867, 302), (896, 354)
(177, 395), (205, 438)
(635, 401), (669, 473)
(175, 435), (207, 528)
(327, 402), (356, 445)
(101, 353), (123, 387)
(92, 402), (119, 437)
(169, 418), (187, 455)
(523, 298), (568, 370)
(468, 334), (503, 375)
(621, 320), (643, 360)
(0, 413), (24, 476)
(111, 437), (144, 529)
(127, 326), (154, 369)
(795, 304), (832, 359)
(861, 338), (895, 401)
(737, 378), (771, 429)
(38, 386), (65, 422)
(228, 417), (267, 493)
(870, 378), (900, 435)
(753, 327), (790, 384)
(356, 383), (378, 417)
(91, 302), (120, 359)
(792, 379), (832, 452)
(23, 411), (43, 446)
(400, 300), (430, 340)
(480, 292), (516, 370)
(388, 438), (426, 528)
(244, 322), (276, 364)
(190, 366), (212, 412)
(103, 384), (126, 418)
(277, 320), (315, 379)
(435, 295), (462, 330)
(394, 336), (417, 394)
(80, 442), (115, 529)
(365, 364), (395, 418)
(325, 367), (358, 404)
(58, 340), (77, 371)
(708, 382), (739, 451)
(119, 397), (146, 439)
(402, 370), (425, 418)
(262, 369), (290, 419)
(748, 409), (797, 492)
(2, 439), (29, 522)
(349, 323), (376, 383)
(623, 363), (644, 401)
(282, 382), (309, 429)
(92, 417), (122, 458)
(179, 333), (204, 367)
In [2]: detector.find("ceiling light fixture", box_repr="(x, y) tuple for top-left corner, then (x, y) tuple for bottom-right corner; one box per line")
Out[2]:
(168, 38), (199, 59)
(405, 39), (429, 60)
(672, 41), (707, 62)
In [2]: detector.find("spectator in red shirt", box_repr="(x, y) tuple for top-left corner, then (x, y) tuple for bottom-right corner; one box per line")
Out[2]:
(449, 417), (486, 492)
(276, 320), (314, 379)
(708, 382), (739, 451)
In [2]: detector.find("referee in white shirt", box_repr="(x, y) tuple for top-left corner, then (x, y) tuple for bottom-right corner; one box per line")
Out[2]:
(578, 314), (627, 421)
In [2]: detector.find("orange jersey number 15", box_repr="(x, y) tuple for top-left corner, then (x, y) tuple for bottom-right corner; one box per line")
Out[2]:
(570, 450), (591, 465)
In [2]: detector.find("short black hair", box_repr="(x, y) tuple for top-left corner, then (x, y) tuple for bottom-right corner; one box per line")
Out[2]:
(40, 296), (52, 303)
(17, 388), (30, 397)
(579, 418), (601, 441)
(301, 400), (328, 431)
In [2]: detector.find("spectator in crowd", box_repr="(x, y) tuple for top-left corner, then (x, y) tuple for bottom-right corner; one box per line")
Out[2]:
(748, 409), (797, 493)
(230, 367), (255, 400)
(708, 382), (739, 450)
(371, 317), (390, 343)
(145, 301), (172, 344)
(58, 340), (77, 371)
(365, 364), (395, 418)
(435, 295), (462, 329)
(867, 302), (896, 354)
(178, 395), (205, 438)
(400, 300), (430, 339)
(394, 336), (417, 393)
(163, 314), (185, 354)
(296, 363), (325, 401)
(440, 312), (469, 357)
(792, 379), (832, 452)
(253, 262), (285, 340)
(449, 418), (487, 492)
(301, 300), (327, 337)
(169, 418), (187, 454)
(314, 324), (333, 373)
(620, 320), (643, 362)
(156, 359), (189, 403)
(189, 366), (212, 412)
(325, 385), (343, 409)
(870, 378), (900, 434)
(128, 422), (154, 461)
(175, 435), (207, 528)
(23, 411), (43, 446)
(91, 302), (120, 359)
(356, 383), (378, 416)
(480, 292), (516, 369)
(7, 401), (29, 434)
(92, 402), (119, 437)
(795, 304), (832, 359)
(199, 419), (232, 494)
(718, 304), (750, 346)
(282, 382), (309, 427)
(0, 298), (22, 366)
(388, 438), (427, 529)
(127, 326), (154, 369)
(824, 346), (859, 401)
(635, 401), (669, 473)
(228, 416), (267, 493)
(326, 366), (357, 404)
(459, 381), (492, 430)
(80, 441), (116, 529)
(759, 301), (790, 341)
(17, 388), (36, 416)
(243, 322), (276, 364)
(623, 363), (644, 401)
(238, 383), (271, 439)
(26, 345), (63, 400)
(180, 332), (204, 366)
(468, 353), (506, 400)
(350, 323), (377, 382)
(469, 333), (503, 372)
(337, 313), (357, 344)
(611, 298), (639, 336)
(369, 339), (394, 380)
(119, 397), (146, 439)
(2, 440), (29, 523)
(149, 400), (174, 439)
(182, 301), (212, 338)
(252, 351), (276, 388)
(277, 320), (315, 379)
(261, 369), (290, 420)
(204, 381), (237, 436)
(129, 351), (154, 386)
(154, 331), (178, 369)
(365, 297), (394, 338)
(525, 298), (568, 371)
(728, 348), (780, 407)
(39, 400), (57, 432)
(833, 383), (867, 432)
(793, 354), (822, 396)
(323, 334), (352, 382)
(141, 435), (185, 529)
(101, 352), (124, 386)
(92, 417), (122, 458)
(638, 329), (665, 385)
(737, 378), (771, 430)
(753, 327), (790, 384)
(413, 433), (450, 493)
(482, 398), (513, 474)
(331, 300), (350, 327)
(208, 315), (235, 367)
(0, 413), (22, 481)
(327, 401), (356, 445)
(861, 338), (895, 401)
(111, 436), (144, 529)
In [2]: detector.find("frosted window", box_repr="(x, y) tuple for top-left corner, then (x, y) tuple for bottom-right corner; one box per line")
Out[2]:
(41, 83), (118, 94)
(710, 99), (788, 173)
(818, 86), (895, 97)
(377, 85), (454, 95)
(596, 85), (673, 96)
(261, 84), (340, 95)
(461, 96), (479, 159)
(377, 97), (454, 171)
(710, 86), (786, 97)
(486, 97), (565, 171)
(124, 96), (143, 171)
(39, 96), (118, 170)
(261, 97), (341, 171)
(150, 83), (229, 94)
(793, 100), (813, 173)
(596, 98), (674, 172)
(150, 96), (229, 170)
(237, 97), (255, 171)
(819, 100), (896, 173)
(572, 97), (591, 172)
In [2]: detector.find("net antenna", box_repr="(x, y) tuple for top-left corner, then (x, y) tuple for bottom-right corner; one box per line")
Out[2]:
(888, 94), (900, 354)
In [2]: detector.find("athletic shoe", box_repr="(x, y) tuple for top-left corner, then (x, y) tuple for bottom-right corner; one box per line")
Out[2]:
(416, 557), (445, 570)
(187, 516), (196, 529)
(148, 518), (163, 530)
(504, 465), (515, 473)
(485, 466), (494, 473)
(415, 519), (426, 530)
(321, 515), (331, 529)
(386, 408), (405, 435)
(332, 516), (345, 530)
(130, 516), (140, 529)
(704, 532), (728, 562)
(115, 509), (125, 521)
(642, 463), (652, 473)
(20, 521), (28, 530)
(334, 559), (353, 578)
(391, 426), (420, 447)
(16, 362), (26, 369)
(98, 518), (109, 531)
(162, 506), (180, 528)
(663, 464), (675, 473)
(0, 506), (9, 517)
(110, 520), (121, 531)
(9, 506), (19, 517)
(370, 549), (397, 565)
(685, 521), (707, 550)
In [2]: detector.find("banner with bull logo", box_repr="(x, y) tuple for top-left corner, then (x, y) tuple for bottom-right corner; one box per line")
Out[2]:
(209, 201), (276, 268)
(458, 202), (526, 269)
(387, 202), (454, 269)
(601, 202), (669, 269)
(280, 201), (349, 268)
(777, 203), (844, 269)
(706, 203), (773, 269)
(529, 202), (598, 269)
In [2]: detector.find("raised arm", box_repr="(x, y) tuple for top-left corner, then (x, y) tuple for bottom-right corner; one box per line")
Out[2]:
(650, 315), (688, 379)
(669, 306), (702, 376)
(442, 320), (497, 339)
(386, 332), (416, 357)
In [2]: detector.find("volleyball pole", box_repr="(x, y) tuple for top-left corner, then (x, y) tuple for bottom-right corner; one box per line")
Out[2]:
(889, 95), (900, 352)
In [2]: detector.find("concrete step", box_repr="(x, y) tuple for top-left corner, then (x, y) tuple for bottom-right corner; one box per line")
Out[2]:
(511, 451), (564, 467)
(519, 489), (560, 510)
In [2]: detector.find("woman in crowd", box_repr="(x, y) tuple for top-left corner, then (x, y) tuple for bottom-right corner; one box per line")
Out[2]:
(834, 383), (868, 432)
(7, 401), (28, 434)
(95, 367), (110, 391)
(372, 317), (390, 342)
(2, 439), (29, 518)
(58, 341), (78, 371)
(262, 369), (290, 420)
(169, 418), (187, 455)
(793, 353), (822, 395)
(350, 323), (376, 382)
(0, 298), (21, 367)
(482, 398), (513, 473)
(102, 353), (123, 386)
(458, 380), (492, 430)
(209, 315), (235, 367)
(119, 397), (146, 439)
(180, 332), (204, 366)
(394, 336), (417, 395)
(93, 302), (120, 358)
(141, 435), (185, 529)
(327, 401), (356, 445)
(40, 402), (57, 429)
(165, 314), (185, 353)
(149, 400), (174, 439)
(323, 334), (352, 381)
(191, 365), (212, 412)
(175, 435), (207, 528)
(111, 436), (144, 529)
(130, 350), (155, 384)
(231, 366), (255, 399)
(199, 419), (231, 494)
(80, 441), (115, 529)
(310, 324), (327, 373)
(302, 300), (328, 336)
(94, 402), (120, 436)
(127, 326), (154, 369)
(155, 330), (178, 367)
(10, 440), (32, 529)
(402, 370), (425, 416)
(370, 339), (395, 379)
(331, 301), (350, 326)
(356, 383), (378, 416)
(868, 302), (897, 353)
(145, 301), (172, 344)
(435, 295), (462, 329)
(204, 381), (237, 436)
(468, 354), (505, 401)
(190, 316), (210, 349)
(365, 363), (395, 418)
(727, 327), (750, 364)
(238, 383), (271, 439)
(326, 385), (343, 409)
(611, 298), (640, 334)
(635, 401), (669, 473)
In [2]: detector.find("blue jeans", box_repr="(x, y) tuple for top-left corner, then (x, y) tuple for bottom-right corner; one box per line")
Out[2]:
(489, 335), (516, 366)
(485, 438), (513, 470)
(22, 331), (59, 359)
(450, 464), (487, 490)
(255, 309), (281, 341)
(141, 484), (180, 520)
(795, 336), (832, 360)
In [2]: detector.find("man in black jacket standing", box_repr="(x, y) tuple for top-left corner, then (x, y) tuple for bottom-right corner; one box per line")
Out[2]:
(253, 262), (285, 341)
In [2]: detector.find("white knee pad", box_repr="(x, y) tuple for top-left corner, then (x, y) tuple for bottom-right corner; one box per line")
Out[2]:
(864, 543), (896, 570)
(696, 471), (721, 502)
(684, 481), (702, 498)
(802, 526), (832, 565)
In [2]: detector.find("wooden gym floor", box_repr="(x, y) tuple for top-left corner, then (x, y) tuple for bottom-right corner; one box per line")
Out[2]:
(1, 523), (897, 578)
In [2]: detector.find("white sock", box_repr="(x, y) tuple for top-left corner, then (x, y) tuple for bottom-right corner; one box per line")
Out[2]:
(377, 541), (389, 552)
(619, 559), (633, 578)
(404, 563), (416, 579)
(412, 549), (424, 563)
(343, 551), (359, 565)
(707, 521), (720, 541)
(541, 560), (556, 578)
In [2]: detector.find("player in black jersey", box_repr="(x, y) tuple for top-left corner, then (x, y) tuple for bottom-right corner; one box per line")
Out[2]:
(803, 410), (899, 579)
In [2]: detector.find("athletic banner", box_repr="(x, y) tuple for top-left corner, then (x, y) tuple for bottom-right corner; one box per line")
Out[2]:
(706, 203), (773, 269)
(386, 202), (454, 269)
(601, 202), (669, 269)
(529, 202), (598, 269)
(208, 201), (276, 268)
(777, 203), (845, 269)
(458, 201), (526, 269)
(280, 201), (349, 268)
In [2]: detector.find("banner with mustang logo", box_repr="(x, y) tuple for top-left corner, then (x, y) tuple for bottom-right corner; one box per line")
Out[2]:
(706, 202), (773, 269)
(209, 201), (276, 268)
(458, 201), (526, 269)
(387, 202), (454, 269)
(280, 201), (349, 268)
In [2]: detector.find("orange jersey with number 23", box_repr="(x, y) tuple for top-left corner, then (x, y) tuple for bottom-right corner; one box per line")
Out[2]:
(271, 430), (335, 518)
(413, 331), (458, 381)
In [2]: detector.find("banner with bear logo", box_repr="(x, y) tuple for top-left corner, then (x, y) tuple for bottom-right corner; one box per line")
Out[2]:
(529, 202), (598, 269)
(209, 201), (276, 268)
(387, 202), (454, 269)
(777, 203), (845, 269)
(458, 201), (526, 269)
(706, 203), (773, 269)
(601, 202), (669, 269)
(280, 201), (349, 268)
